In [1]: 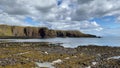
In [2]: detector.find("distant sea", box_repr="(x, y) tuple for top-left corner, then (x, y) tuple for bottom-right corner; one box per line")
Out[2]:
(0, 37), (120, 48)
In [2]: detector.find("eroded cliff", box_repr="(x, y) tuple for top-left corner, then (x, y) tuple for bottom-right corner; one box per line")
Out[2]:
(0, 25), (97, 38)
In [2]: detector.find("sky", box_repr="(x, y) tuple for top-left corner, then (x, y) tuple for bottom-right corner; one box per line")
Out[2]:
(0, 0), (120, 37)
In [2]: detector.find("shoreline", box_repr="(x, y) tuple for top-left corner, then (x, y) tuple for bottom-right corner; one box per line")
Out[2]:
(0, 36), (100, 39)
(0, 42), (119, 68)
(0, 41), (120, 48)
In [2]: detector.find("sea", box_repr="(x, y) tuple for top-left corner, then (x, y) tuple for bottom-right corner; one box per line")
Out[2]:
(0, 37), (120, 48)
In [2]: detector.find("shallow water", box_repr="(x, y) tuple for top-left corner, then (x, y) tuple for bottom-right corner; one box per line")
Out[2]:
(0, 37), (120, 48)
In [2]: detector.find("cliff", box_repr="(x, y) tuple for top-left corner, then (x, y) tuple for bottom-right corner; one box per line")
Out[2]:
(0, 25), (97, 38)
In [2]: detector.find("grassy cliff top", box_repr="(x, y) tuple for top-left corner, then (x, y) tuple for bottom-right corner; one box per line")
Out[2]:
(0, 24), (97, 38)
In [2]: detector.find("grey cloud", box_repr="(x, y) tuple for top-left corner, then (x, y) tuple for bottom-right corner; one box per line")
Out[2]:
(0, 0), (30, 15)
(72, 0), (120, 21)
(0, 0), (119, 36)
(0, 0), (58, 25)
(0, 0), (120, 22)
(78, 0), (94, 4)
(36, 6), (54, 13)
(72, 8), (89, 21)
(0, 0), (57, 15)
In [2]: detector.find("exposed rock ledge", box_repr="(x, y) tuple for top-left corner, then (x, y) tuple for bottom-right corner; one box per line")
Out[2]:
(0, 25), (98, 38)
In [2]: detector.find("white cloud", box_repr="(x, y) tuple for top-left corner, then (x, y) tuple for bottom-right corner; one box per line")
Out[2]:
(0, 0), (120, 22)
(100, 28), (120, 37)
(0, 12), (32, 26)
(116, 16), (120, 23)
(38, 20), (103, 33)
(0, 0), (120, 36)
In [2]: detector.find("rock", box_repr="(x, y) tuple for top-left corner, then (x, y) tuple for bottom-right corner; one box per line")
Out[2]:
(92, 62), (97, 65)
(0, 25), (98, 38)
(85, 66), (91, 68)
(64, 57), (70, 60)
(52, 59), (62, 65)
(45, 51), (49, 54)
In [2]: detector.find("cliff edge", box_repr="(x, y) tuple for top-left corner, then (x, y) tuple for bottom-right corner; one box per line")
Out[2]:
(0, 25), (97, 38)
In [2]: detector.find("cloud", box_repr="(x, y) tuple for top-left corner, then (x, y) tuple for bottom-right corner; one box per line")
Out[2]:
(38, 20), (103, 33)
(0, 0), (30, 15)
(71, 0), (120, 21)
(0, 0), (58, 23)
(99, 28), (120, 37)
(116, 16), (120, 23)
(0, 0), (120, 36)
(0, 0), (57, 20)
(78, 0), (94, 4)
(0, 0), (120, 22)
(0, 12), (31, 26)
(79, 21), (103, 31)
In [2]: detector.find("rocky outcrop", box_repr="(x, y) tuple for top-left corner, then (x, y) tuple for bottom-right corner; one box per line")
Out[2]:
(0, 25), (97, 38)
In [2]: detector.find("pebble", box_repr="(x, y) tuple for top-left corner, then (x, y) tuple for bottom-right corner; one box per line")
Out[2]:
(45, 51), (49, 54)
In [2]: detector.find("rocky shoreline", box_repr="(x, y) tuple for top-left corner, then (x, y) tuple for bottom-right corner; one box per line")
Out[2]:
(0, 42), (119, 68)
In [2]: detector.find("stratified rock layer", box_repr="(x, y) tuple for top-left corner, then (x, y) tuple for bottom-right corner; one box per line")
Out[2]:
(0, 25), (97, 38)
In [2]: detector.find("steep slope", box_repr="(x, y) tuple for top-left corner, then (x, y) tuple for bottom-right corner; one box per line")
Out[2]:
(0, 25), (97, 38)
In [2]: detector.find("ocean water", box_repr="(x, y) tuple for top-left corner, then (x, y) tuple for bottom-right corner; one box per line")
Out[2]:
(0, 37), (120, 48)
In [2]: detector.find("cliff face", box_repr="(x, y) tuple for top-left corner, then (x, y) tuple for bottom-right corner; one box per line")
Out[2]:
(0, 25), (97, 38)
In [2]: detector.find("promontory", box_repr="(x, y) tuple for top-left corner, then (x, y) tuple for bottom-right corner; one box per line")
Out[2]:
(0, 25), (98, 38)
